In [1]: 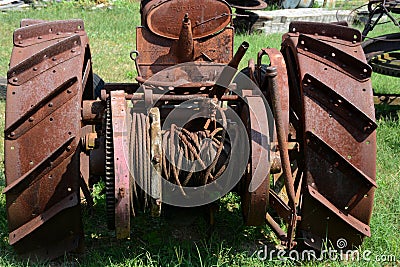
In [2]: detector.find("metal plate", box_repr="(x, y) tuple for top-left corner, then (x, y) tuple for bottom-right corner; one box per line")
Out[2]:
(136, 26), (233, 79)
(144, 0), (231, 40)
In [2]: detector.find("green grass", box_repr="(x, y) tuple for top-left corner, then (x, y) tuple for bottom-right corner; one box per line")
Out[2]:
(0, 2), (399, 266)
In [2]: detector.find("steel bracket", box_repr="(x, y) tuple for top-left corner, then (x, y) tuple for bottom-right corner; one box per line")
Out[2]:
(8, 35), (82, 86)
(303, 73), (377, 141)
(297, 34), (372, 81)
(14, 19), (85, 47)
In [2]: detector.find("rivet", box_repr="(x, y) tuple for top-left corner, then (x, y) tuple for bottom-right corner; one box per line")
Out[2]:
(28, 117), (34, 122)
(48, 102), (53, 107)
(67, 89), (72, 94)
(33, 67), (38, 71)
(38, 36), (42, 39)
(71, 48), (76, 53)
(10, 132), (15, 137)
(13, 77), (18, 82)
(52, 57), (57, 61)
(66, 146), (72, 151)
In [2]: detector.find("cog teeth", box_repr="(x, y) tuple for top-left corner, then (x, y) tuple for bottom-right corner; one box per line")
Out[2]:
(105, 98), (115, 229)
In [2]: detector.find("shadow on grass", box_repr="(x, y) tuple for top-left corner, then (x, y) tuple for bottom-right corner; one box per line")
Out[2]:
(375, 104), (400, 120)
(0, 189), (279, 266)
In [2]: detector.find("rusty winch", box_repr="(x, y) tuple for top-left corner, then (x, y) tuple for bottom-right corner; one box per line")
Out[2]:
(4, 0), (376, 259)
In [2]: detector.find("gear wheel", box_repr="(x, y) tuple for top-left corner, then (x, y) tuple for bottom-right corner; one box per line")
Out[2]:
(105, 98), (115, 229)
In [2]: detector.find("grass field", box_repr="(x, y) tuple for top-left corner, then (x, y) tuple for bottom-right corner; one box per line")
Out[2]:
(0, 1), (399, 266)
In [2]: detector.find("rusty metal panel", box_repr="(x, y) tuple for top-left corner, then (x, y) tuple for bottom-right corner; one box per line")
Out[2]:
(136, 26), (234, 79)
(143, 0), (231, 40)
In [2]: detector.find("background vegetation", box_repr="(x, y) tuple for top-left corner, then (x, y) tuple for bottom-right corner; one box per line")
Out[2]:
(0, 1), (399, 266)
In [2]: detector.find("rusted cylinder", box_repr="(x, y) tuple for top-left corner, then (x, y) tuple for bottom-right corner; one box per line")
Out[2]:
(229, 41), (249, 69)
(125, 93), (239, 101)
(267, 66), (296, 210)
(177, 14), (194, 62)
(266, 213), (288, 241)
(82, 100), (105, 125)
(211, 41), (249, 99)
